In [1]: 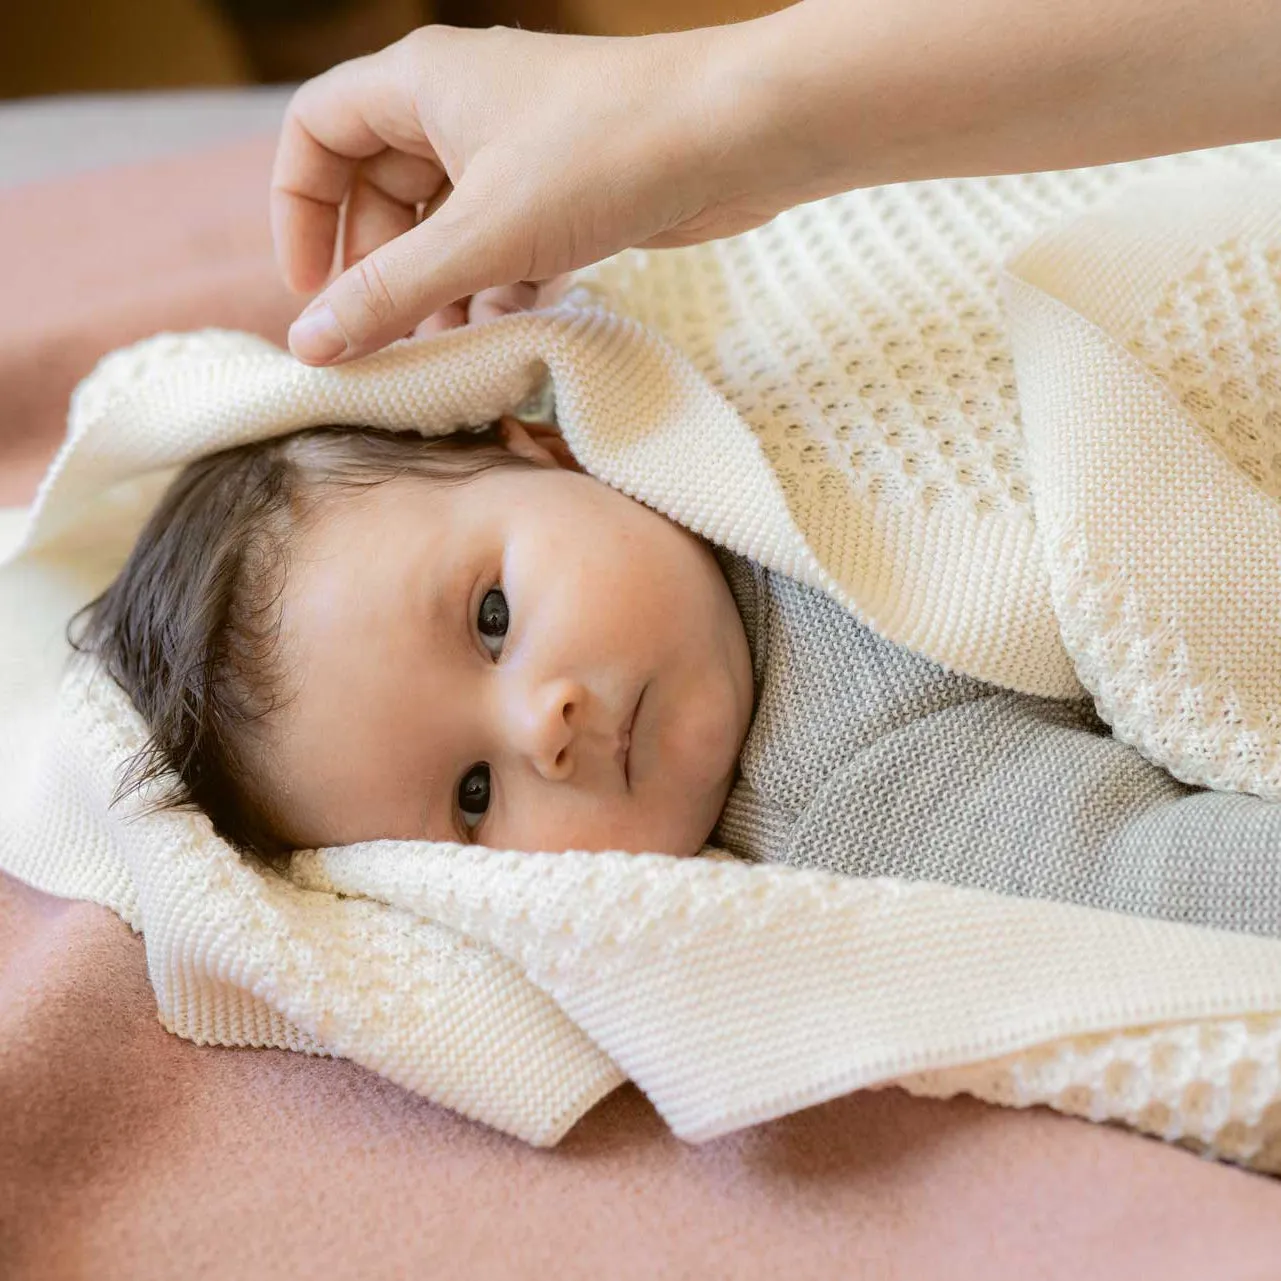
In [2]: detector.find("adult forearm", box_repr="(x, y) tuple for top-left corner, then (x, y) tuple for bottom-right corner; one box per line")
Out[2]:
(708, 0), (1281, 202)
(273, 0), (1281, 361)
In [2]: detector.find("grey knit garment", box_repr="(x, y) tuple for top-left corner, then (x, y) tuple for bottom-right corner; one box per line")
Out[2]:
(711, 549), (1281, 937)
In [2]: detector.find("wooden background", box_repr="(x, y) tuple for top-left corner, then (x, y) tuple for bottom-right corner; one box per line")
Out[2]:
(0, 0), (787, 99)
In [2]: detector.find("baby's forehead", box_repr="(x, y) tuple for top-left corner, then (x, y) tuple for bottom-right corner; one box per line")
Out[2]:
(283, 466), (529, 626)
(294, 469), (455, 540)
(287, 475), (448, 589)
(274, 491), (438, 720)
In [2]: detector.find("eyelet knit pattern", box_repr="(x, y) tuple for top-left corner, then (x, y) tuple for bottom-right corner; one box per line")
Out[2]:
(1003, 170), (1281, 802)
(1129, 240), (1281, 502)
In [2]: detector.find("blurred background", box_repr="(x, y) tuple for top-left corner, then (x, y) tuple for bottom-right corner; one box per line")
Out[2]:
(0, 0), (783, 98)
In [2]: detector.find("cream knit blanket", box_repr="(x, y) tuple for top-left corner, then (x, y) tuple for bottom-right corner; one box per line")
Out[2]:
(5, 141), (1281, 1169)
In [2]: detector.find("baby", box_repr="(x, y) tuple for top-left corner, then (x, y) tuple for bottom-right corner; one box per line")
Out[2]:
(80, 417), (755, 866)
(81, 416), (1281, 939)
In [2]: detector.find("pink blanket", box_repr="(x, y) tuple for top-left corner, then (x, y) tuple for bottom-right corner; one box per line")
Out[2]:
(2, 134), (1280, 1279)
(0, 135), (296, 505)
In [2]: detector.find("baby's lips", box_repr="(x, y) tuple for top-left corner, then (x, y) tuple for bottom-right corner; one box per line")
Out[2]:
(616, 684), (647, 787)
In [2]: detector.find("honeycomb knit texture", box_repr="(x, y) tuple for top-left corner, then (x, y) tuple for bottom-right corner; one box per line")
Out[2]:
(5, 141), (1281, 1166)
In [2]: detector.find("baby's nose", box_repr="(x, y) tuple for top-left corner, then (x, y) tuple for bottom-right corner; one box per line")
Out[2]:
(517, 677), (584, 781)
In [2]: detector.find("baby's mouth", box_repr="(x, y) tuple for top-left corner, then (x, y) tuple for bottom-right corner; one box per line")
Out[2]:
(617, 684), (646, 788)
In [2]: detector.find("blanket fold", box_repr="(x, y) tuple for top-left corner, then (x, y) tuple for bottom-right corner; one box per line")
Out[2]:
(1004, 171), (1281, 798)
(6, 140), (1281, 1168)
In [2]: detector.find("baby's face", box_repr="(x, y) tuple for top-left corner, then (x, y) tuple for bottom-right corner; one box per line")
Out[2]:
(262, 421), (755, 856)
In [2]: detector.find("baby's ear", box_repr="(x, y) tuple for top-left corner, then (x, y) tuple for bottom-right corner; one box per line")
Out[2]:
(498, 416), (583, 473)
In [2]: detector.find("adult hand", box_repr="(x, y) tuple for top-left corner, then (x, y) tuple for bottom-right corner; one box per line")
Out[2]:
(273, 0), (1281, 366)
(270, 21), (786, 365)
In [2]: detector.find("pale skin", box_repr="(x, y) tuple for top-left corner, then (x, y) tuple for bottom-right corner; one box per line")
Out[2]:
(260, 419), (755, 855)
(271, 0), (1281, 364)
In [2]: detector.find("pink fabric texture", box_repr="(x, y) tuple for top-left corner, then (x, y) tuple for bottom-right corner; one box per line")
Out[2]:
(0, 135), (297, 506)
(2, 135), (1281, 1280)
(5, 873), (1281, 1279)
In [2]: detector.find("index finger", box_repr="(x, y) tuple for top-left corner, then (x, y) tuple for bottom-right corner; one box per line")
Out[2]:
(270, 55), (434, 294)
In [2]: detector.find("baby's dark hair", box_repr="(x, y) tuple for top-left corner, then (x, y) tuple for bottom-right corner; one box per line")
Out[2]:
(72, 423), (534, 872)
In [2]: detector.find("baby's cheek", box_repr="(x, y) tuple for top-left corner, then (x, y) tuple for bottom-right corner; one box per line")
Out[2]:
(669, 680), (745, 786)
(521, 802), (646, 855)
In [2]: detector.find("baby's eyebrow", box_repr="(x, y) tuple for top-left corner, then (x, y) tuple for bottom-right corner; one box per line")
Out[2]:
(419, 570), (449, 636)
(413, 547), (474, 652)
(397, 540), (492, 845)
(410, 736), (468, 845)
(416, 787), (448, 843)
(410, 579), (468, 847)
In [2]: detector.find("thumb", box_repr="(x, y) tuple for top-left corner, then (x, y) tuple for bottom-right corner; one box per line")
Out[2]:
(288, 183), (532, 365)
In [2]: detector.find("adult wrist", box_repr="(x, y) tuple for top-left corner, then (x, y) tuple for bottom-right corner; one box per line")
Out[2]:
(692, 1), (874, 216)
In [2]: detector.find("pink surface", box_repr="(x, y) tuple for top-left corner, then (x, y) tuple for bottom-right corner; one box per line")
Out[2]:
(2, 134), (1281, 1280)
(4, 872), (1281, 1279)
(0, 135), (298, 506)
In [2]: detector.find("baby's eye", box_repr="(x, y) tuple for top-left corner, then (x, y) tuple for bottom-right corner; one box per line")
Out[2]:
(477, 587), (509, 658)
(457, 763), (491, 831)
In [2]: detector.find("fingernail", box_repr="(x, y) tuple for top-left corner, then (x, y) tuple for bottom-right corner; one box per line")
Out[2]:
(289, 301), (347, 364)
